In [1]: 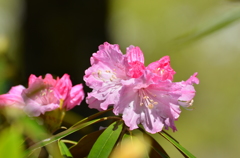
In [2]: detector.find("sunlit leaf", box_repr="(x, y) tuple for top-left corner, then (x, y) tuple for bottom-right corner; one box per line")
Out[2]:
(136, 128), (169, 158)
(88, 121), (123, 158)
(27, 116), (119, 154)
(58, 140), (73, 158)
(111, 132), (151, 158)
(159, 131), (196, 158)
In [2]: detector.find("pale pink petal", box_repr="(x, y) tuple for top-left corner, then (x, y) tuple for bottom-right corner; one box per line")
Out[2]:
(86, 94), (104, 111)
(0, 85), (25, 108)
(64, 84), (84, 110)
(119, 78), (166, 133)
(119, 72), (183, 133)
(185, 72), (199, 85)
(8, 85), (26, 95)
(23, 98), (59, 117)
(84, 42), (199, 134)
(87, 83), (121, 111)
(91, 42), (123, 65)
(84, 42), (129, 111)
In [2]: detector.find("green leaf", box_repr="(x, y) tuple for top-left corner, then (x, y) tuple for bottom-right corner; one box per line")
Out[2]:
(58, 140), (73, 158)
(20, 115), (49, 142)
(175, 8), (240, 45)
(131, 128), (170, 158)
(114, 132), (151, 158)
(70, 108), (113, 128)
(70, 129), (104, 157)
(27, 117), (107, 154)
(158, 131), (196, 158)
(88, 121), (123, 158)
(0, 126), (25, 158)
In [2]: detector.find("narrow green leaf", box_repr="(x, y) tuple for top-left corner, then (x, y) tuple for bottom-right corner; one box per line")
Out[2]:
(58, 140), (73, 158)
(61, 140), (78, 146)
(70, 129), (104, 157)
(88, 121), (123, 158)
(70, 108), (113, 128)
(27, 117), (107, 154)
(175, 8), (240, 45)
(158, 131), (196, 158)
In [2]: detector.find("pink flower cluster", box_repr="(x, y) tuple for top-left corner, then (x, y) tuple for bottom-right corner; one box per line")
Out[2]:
(84, 42), (199, 134)
(0, 74), (84, 117)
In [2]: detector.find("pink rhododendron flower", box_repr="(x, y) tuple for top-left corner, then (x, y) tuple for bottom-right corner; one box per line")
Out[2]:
(0, 74), (84, 117)
(84, 42), (129, 111)
(85, 42), (199, 134)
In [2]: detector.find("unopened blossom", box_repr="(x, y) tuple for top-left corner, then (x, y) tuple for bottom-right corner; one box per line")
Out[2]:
(85, 42), (199, 133)
(0, 74), (84, 117)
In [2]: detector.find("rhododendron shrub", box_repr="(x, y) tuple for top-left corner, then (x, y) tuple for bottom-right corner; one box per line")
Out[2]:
(0, 42), (198, 158)
(84, 42), (199, 133)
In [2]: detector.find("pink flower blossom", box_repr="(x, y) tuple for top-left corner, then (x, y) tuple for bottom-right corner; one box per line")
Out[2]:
(0, 74), (84, 117)
(85, 42), (199, 133)
(84, 42), (129, 111)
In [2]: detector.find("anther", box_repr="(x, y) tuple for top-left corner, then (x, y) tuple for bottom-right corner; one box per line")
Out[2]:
(148, 104), (154, 109)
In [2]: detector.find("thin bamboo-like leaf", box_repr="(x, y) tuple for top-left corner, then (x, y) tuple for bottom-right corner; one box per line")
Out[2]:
(88, 121), (123, 158)
(27, 117), (108, 154)
(70, 108), (113, 128)
(158, 131), (196, 158)
(27, 116), (120, 155)
(61, 140), (78, 146)
(70, 129), (104, 157)
(58, 140), (73, 158)
(175, 8), (240, 45)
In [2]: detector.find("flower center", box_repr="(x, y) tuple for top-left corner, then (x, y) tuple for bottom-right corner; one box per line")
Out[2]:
(92, 70), (118, 82)
(34, 88), (59, 105)
(139, 89), (158, 109)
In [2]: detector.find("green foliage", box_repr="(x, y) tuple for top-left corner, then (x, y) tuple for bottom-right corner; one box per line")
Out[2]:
(88, 121), (123, 158)
(58, 140), (73, 158)
(0, 126), (24, 158)
(0, 108), (197, 158)
(159, 131), (196, 158)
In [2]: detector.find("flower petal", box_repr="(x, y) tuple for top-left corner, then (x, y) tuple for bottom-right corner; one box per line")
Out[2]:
(126, 46), (145, 78)
(64, 84), (84, 110)
(55, 74), (72, 100)
(146, 56), (176, 81)
(0, 85), (25, 108)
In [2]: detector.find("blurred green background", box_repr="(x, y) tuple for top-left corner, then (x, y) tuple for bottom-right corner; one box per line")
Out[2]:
(1, 0), (240, 157)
